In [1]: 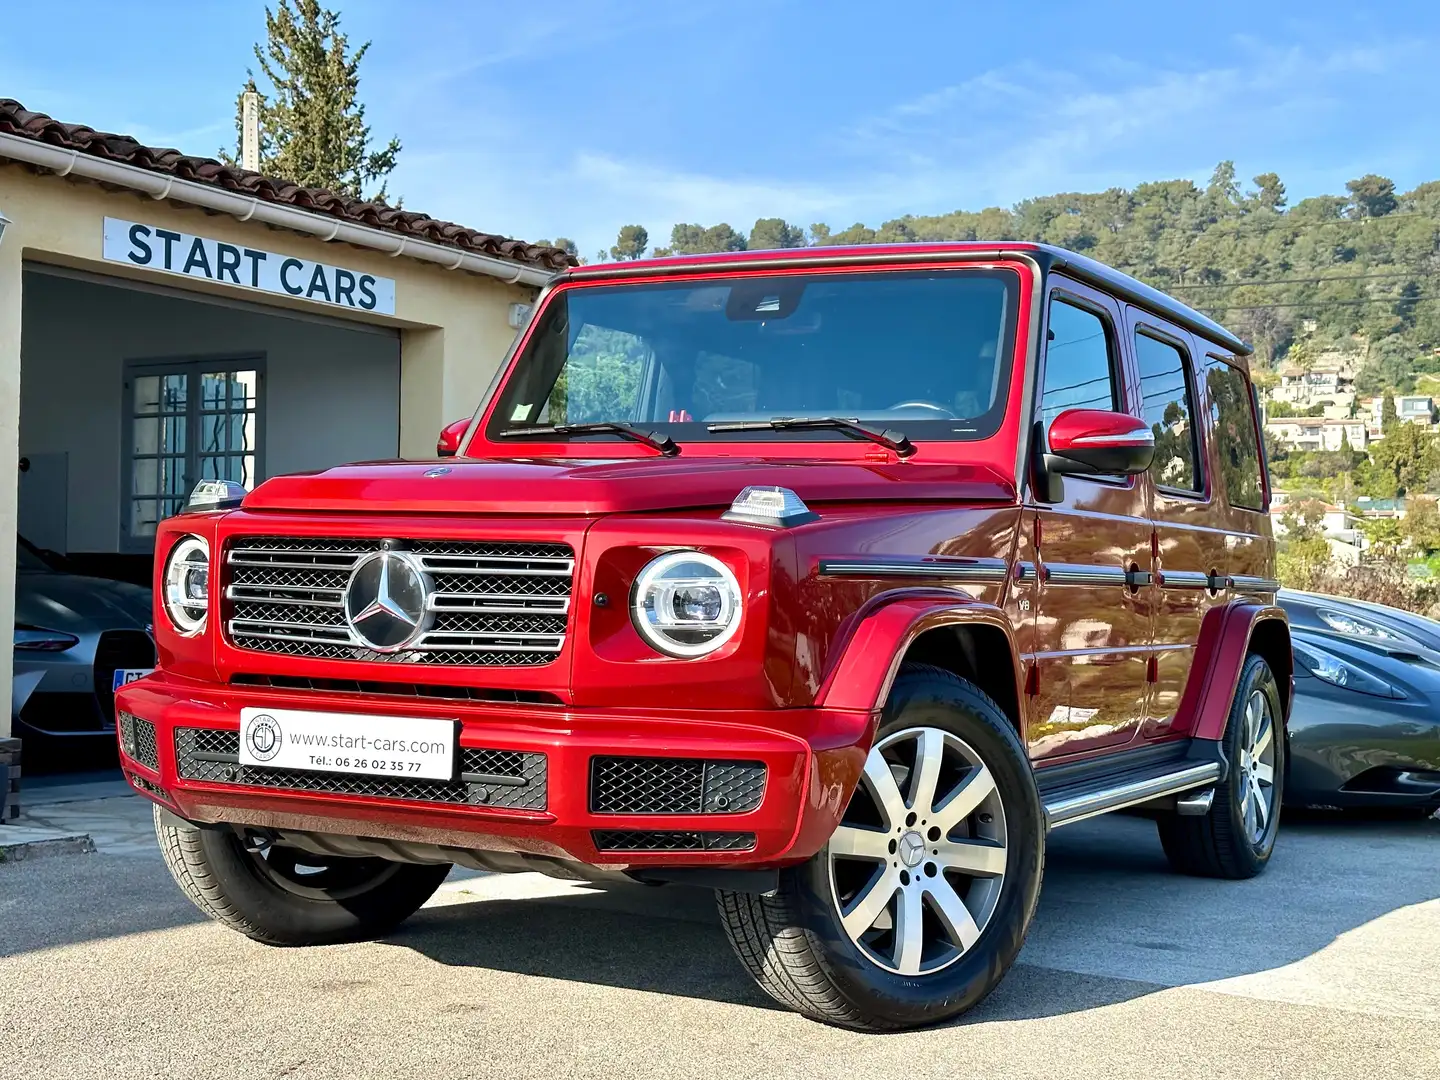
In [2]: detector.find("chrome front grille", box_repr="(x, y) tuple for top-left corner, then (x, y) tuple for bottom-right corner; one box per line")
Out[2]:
(224, 536), (574, 666)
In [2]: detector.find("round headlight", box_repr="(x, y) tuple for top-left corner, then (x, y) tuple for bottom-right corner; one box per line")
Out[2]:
(631, 550), (742, 658)
(163, 535), (210, 635)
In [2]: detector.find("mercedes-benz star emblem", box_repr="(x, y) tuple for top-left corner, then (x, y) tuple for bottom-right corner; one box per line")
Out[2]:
(343, 549), (433, 652)
(898, 830), (926, 869)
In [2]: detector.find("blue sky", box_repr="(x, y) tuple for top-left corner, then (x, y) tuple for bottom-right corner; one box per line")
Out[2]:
(4, 1), (1437, 258)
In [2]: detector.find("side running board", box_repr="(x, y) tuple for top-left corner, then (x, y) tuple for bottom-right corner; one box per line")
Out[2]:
(1036, 740), (1226, 829)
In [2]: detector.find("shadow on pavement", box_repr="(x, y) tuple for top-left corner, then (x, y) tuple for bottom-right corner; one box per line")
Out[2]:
(393, 884), (1170, 1025)
(395, 888), (782, 1011)
(2, 809), (1435, 1028)
(0, 854), (206, 958)
(391, 811), (1440, 1021)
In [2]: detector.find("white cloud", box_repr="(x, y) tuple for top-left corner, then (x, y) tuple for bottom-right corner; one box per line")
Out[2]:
(389, 34), (1431, 258)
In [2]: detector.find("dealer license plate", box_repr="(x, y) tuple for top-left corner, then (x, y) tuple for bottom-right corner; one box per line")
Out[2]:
(112, 668), (153, 692)
(238, 707), (457, 781)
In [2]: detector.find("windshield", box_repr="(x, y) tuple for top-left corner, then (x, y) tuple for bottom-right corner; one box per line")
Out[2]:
(488, 268), (1020, 446)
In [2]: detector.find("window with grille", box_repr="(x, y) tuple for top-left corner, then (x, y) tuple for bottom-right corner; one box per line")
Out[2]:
(124, 359), (263, 548)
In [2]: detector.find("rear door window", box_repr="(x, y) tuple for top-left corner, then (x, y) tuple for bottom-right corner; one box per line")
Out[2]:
(1204, 356), (1265, 510)
(1135, 330), (1203, 494)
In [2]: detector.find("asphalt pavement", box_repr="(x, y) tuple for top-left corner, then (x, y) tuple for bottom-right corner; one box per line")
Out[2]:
(0, 800), (1436, 1080)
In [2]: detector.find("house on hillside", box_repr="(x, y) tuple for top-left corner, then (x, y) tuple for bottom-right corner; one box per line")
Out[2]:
(1265, 417), (1368, 452)
(1366, 395), (1437, 440)
(1353, 496), (1408, 520)
(1269, 497), (1363, 564)
(1272, 354), (1356, 406)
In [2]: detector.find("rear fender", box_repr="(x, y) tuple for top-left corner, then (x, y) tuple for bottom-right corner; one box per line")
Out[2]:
(815, 589), (1024, 716)
(1178, 602), (1291, 742)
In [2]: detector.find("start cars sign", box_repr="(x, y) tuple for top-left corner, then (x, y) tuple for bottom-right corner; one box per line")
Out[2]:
(102, 217), (396, 315)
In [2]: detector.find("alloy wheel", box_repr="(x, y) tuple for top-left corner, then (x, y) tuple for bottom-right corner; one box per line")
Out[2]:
(828, 726), (1008, 976)
(1237, 690), (1277, 844)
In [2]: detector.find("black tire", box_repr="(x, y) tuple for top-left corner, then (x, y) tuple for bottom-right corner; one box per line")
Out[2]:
(716, 664), (1044, 1031)
(154, 806), (451, 946)
(1157, 653), (1285, 879)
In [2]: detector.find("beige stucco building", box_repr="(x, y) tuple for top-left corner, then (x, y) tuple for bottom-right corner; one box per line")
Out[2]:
(0, 100), (570, 747)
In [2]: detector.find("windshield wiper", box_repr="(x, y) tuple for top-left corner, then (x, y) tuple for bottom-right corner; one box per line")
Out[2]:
(707, 416), (915, 457)
(497, 422), (680, 456)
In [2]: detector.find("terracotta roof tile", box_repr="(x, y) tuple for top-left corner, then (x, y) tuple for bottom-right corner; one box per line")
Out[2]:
(0, 98), (575, 272)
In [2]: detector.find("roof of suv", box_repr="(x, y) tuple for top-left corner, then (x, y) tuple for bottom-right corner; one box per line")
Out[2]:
(562, 241), (1251, 357)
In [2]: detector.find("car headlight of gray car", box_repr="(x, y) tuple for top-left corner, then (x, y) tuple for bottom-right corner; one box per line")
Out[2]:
(14, 624), (80, 652)
(1316, 608), (1416, 645)
(1292, 639), (1404, 699)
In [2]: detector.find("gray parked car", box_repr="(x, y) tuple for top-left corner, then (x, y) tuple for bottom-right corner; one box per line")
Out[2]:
(1279, 589), (1440, 815)
(14, 536), (154, 750)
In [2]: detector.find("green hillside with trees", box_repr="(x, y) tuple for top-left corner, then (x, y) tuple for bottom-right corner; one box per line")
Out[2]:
(607, 164), (1440, 387)
(603, 168), (1440, 613)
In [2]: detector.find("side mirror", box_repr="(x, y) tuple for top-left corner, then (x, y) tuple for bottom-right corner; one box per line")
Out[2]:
(1044, 408), (1155, 476)
(436, 418), (471, 458)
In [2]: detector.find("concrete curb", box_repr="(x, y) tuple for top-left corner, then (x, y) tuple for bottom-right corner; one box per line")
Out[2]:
(0, 829), (96, 862)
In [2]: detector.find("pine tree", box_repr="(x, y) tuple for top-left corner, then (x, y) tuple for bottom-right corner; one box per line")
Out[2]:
(222, 0), (401, 202)
(610, 226), (649, 261)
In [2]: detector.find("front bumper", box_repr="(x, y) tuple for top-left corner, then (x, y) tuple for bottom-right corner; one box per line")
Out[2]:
(114, 673), (874, 869)
(1287, 676), (1440, 808)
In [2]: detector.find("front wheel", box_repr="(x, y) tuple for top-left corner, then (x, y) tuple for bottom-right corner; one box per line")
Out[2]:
(717, 665), (1044, 1031)
(155, 806), (451, 946)
(1157, 653), (1285, 879)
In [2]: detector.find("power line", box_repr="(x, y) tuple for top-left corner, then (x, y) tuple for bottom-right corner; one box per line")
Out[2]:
(1199, 294), (1440, 312)
(1094, 209), (1440, 244)
(1170, 269), (1437, 290)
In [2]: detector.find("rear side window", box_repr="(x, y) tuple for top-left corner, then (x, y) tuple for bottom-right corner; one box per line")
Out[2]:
(1205, 356), (1265, 510)
(1135, 330), (1202, 494)
(1040, 298), (1118, 424)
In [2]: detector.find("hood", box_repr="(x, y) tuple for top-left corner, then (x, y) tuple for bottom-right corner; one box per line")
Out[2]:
(15, 570), (152, 633)
(240, 456), (1017, 516)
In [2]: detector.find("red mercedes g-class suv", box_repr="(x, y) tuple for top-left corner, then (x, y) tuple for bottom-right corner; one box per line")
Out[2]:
(117, 242), (1289, 1031)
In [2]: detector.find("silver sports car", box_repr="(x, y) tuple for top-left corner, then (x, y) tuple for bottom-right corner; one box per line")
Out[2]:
(14, 537), (154, 750)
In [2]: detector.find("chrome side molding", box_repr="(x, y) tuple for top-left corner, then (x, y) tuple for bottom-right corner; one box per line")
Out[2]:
(817, 557), (1010, 582)
(1229, 575), (1281, 592)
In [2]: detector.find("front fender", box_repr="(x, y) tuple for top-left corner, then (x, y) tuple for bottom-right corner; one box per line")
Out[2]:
(814, 589), (1023, 714)
(1179, 602), (1292, 742)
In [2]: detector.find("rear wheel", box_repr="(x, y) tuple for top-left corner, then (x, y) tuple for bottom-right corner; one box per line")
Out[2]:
(154, 806), (451, 945)
(1158, 653), (1284, 879)
(717, 665), (1043, 1031)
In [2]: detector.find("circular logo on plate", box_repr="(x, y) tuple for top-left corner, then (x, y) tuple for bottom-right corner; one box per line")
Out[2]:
(246, 714), (282, 762)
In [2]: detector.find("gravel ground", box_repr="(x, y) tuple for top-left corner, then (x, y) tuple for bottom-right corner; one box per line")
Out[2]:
(0, 807), (1436, 1080)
